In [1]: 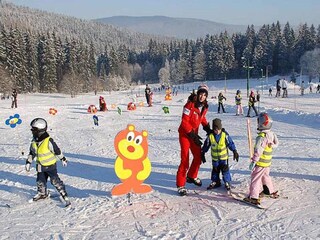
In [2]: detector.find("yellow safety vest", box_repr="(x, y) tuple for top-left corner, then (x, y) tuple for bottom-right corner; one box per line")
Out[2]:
(255, 132), (273, 167)
(235, 94), (242, 105)
(209, 132), (228, 161)
(32, 137), (57, 166)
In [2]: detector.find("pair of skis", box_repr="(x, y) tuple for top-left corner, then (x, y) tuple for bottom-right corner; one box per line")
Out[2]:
(229, 192), (265, 209)
(191, 187), (286, 209)
(28, 191), (71, 208)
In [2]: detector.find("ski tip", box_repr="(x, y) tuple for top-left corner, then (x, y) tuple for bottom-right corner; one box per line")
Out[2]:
(1, 203), (11, 208)
(64, 203), (71, 208)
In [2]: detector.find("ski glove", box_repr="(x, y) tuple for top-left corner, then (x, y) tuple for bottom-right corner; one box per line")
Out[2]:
(233, 150), (239, 162)
(187, 131), (203, 146)
(61, 157), (68, 167)
(203, 123), (211, 135)
(25, 163), (31, 172)
(249, 162), (255, 171)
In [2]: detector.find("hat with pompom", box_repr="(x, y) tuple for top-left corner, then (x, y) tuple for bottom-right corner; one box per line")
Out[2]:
(197, 84), (209, 96)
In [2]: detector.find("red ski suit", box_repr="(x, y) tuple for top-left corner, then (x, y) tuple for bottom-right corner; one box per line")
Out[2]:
(177, 100), (208, 187)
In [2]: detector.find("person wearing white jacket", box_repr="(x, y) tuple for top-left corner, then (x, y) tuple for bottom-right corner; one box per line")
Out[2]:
(281, 79), (288, 98)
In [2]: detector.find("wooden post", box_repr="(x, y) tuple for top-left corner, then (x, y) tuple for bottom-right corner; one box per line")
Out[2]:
(247, 118), (253, 160)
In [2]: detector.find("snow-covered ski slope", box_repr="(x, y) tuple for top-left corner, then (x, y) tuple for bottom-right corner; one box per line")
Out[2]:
(0, 77), (319, 239)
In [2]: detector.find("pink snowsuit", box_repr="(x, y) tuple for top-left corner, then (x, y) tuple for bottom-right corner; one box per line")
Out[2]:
(248, 130), (279, 199)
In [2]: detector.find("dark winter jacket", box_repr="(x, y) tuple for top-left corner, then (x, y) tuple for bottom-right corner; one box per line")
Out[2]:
(248, 95), (256, 106)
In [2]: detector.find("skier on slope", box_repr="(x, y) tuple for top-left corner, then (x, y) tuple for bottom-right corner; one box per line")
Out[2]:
(145, 84), (151, 105)
(176, 85), (211, 196)
(11, 88), (18, 108)
(99, 96), (108, 111)
(148, 91), (153, 107)
(275, 79), (281, 97)
(201, 118), (239, 191)
(245, 112), (279, 205)
(235, 90), (243, 115)
(217, 92), (226, 113)
(246, 90), (258, 117)
(25, 118), (70, 206)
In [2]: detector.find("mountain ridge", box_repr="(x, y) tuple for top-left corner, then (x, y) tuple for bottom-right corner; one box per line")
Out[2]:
(95, 15), (249, 39)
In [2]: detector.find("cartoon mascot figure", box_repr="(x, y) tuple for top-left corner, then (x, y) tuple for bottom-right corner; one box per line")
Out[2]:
(112, 124), (152, 196)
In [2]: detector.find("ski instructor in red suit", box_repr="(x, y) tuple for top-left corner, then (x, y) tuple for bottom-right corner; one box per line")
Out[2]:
(176, 85), (211, 196)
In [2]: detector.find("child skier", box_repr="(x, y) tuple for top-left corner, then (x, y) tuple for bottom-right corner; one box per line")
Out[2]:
(25, 118), (70, 206)
(201, 118), (239, 191)
(217, 92), (226, 113)
(235, 90), (243, 115)
(246, 90), (258, 117)
(245, 112), (279, 205)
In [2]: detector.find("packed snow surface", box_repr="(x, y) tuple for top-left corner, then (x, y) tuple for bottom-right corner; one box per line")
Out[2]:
(0, 77), (319, 239)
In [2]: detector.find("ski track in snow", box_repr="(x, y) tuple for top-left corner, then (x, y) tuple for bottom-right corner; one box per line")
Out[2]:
(0, 77), (319, 239)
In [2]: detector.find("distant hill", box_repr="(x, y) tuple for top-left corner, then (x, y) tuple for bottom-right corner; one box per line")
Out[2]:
(1, 3), (173, 53)
(95, 16), (248, 39)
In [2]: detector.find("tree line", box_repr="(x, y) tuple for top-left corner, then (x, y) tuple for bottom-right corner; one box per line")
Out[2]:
(1, 4), (320, 95)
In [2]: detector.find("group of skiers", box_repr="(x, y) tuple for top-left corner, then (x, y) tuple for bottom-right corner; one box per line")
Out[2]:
(275, 78), (288, 98)
(215, 89), (260, 117)
(23, 83), (280, 207)
(1, 89), (18, 108)
(176, 84), (279, 205)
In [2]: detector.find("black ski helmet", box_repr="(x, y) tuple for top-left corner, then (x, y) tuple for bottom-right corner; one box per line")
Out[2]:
(30, 118), (47, 138)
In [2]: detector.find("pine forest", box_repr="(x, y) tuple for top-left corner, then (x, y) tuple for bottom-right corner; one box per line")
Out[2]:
(1, 2), (320, 96)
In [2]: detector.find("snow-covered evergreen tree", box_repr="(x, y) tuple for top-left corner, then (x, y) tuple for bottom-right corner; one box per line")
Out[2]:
(253, 25), (270, 71)
(300, 48), (320, 80)
(217, 31), (235, 81)
(283, 22), (296, 72)
(21, 32), (37, 92)
(42, 32), (58, 93)
(193, 49), (206, 81)
(158, 59), (170, 86)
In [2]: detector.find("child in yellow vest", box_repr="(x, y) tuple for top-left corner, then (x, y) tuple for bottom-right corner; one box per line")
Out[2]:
(201, 118), (239, 191)
(245, 112), (279, 205)
(235, 90), (243, 115)
(25, 118), (70, 206)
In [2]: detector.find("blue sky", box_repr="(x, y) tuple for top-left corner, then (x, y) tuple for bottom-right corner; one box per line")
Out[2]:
(6, 0), (320, 26)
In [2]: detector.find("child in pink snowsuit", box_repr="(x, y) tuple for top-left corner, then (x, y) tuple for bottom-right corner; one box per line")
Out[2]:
(246, 112), (279, 204)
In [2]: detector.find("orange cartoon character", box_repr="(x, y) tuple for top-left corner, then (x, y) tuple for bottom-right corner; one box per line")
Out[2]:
(111, 124), (152, 196)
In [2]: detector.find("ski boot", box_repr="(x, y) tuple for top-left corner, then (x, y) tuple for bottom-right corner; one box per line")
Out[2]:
(243, 197), (261, 205)
(61, 193), (71, 207)
(177, 186), (187, 196)
(186, 177), (202, 187)
(225, 182), (231, 191)
(33, 192), (49, 201)
(260, 185), (279, 198)
(63, 196), (71, 207)
(207, 181), (221, 190)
